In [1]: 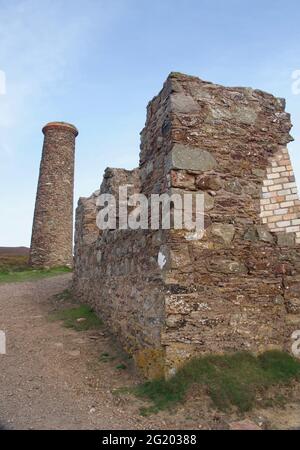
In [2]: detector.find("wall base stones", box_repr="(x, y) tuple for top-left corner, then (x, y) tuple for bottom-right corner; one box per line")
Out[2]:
(73, 73), (300, 379)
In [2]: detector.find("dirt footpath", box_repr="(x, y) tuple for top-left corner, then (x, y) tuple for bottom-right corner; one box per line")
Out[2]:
(1, 275), (300, 430)
(0, 275), (156, 430)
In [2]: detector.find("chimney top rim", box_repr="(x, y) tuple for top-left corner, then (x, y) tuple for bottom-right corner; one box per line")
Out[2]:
(42, 122), (78, 136)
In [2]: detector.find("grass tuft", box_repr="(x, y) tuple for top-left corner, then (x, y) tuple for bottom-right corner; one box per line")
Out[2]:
(0, 250), (72, 283)
(50, 305), (103, 331)
(134, 351), (300, 414)
(0, 265), (71, 284)
(115, 363), (127, 371)
(99, 352), (116, 363)
(53, 289), (73, 302)
(0, 254), (28, 271)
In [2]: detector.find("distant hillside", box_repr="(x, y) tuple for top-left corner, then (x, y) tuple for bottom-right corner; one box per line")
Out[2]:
(0, 247), (29, 256)
(0, 247), (29, 270)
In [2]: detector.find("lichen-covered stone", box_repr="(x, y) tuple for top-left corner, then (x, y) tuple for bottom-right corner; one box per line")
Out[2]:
(252, 168), (265, 178)
(204, 192), (215, 211)
(170, 93), (200, 114)
(207, 258), (248, 274)
(165, 144), (217, 172)
(277, 232), (296, 247)
(170, 170), (196, 190)
(195, 174), (223, 191)
(210, 223), (235, 245)
(224, 179), (243, 195)
(244, 227), (258, 242)
(256, 226), (274, 243)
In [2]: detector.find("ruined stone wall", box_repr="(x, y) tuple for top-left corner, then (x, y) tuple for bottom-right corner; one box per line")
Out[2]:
(73, 73), (300, 379)
(73, 169), (167, 378)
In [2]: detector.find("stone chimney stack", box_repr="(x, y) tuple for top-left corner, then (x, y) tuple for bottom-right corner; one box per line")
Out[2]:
(29, 122), (78, 268)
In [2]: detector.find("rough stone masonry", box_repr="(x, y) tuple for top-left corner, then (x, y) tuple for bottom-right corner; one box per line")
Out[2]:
(73, 72), (300, 379)
(30, 122), (78, 268)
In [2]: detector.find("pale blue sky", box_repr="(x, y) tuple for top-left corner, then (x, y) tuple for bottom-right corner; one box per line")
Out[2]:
(0, 0), (299, 246)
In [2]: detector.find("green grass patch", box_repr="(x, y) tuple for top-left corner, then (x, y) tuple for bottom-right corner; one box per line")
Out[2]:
(99, 352), (116, 363)
(115, 363), (127, 371)
(51, 305), (103, 331)
(0, 266), (71, 284)
(53, 288), (73, 302)
(134, 351), (300, 414)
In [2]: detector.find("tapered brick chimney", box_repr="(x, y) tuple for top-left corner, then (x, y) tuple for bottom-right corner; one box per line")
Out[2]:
(29, 122), (78, 268)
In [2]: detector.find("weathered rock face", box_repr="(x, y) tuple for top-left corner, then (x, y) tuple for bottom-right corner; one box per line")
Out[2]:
(73, 73), (300, 379)
(30, 122), (78, 268)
